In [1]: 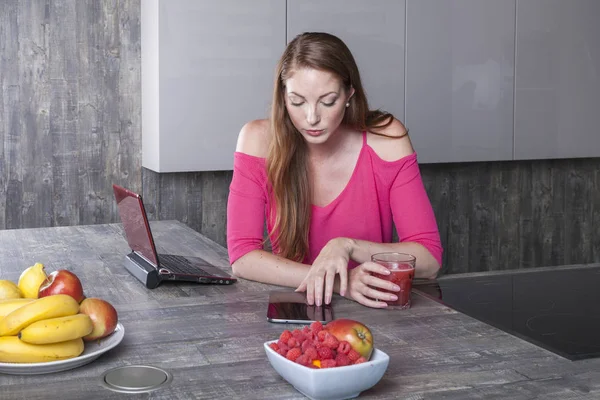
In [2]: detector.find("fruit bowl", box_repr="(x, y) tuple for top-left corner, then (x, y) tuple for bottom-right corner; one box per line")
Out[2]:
(264, 340), (389, 400)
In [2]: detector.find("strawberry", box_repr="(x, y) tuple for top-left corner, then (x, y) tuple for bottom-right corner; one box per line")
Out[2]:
(286, 347), (302, 362)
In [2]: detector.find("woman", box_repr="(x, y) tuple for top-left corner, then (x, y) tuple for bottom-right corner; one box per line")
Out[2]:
(227, 32), (442, 309)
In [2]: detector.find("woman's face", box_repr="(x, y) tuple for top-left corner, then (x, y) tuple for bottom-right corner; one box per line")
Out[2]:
(283, 68), (354, 145)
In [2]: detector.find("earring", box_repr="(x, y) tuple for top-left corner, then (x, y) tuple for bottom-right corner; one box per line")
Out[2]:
(345, 102), (350, 108)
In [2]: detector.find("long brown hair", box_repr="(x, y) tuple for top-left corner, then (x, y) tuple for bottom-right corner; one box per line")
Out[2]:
(266, 32), (394, 262)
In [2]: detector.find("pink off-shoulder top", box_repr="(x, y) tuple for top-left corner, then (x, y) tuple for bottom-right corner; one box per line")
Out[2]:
(226, 132), (443, 268)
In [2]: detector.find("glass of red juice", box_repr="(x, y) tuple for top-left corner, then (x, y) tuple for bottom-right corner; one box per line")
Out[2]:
(371, 252), (416, 309)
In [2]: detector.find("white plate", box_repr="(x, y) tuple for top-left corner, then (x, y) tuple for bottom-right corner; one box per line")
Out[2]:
(0, 322), (125, 375)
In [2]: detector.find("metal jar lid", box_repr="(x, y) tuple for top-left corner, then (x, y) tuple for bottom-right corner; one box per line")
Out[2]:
(100, 365), (172, 394)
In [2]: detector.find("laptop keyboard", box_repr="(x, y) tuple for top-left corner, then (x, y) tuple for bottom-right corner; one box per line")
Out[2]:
(158, 254), (209, 275)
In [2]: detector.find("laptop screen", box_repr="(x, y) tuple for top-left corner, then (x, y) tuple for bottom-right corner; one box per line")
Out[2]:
(113, 184), (159, 265)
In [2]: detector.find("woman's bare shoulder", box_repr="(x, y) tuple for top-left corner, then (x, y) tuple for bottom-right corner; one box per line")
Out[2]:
(235, 119), (271, 158)
(367, 118), (415, 162)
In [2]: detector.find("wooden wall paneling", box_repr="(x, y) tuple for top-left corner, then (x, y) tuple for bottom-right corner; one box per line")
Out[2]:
(17, 1), (53, 229)
(420, 164), (451, 274)
(495, 162), (522, 272)
(142, 168), (232, 248)
(564, 159), (595, 265)
(0, 0), (20, 229)
(75, 0), (142, 225)
(49, 0), (80, 227)
(594, 165), (600, 263)
(114, 0), (143, 212)
(517, 160), (534, 269)
(199, 171), (232, 248)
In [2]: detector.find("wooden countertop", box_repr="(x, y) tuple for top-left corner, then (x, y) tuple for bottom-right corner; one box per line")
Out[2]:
(1, 221), (599, 399)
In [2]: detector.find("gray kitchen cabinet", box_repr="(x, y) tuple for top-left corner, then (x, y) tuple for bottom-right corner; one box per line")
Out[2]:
(141, 0), (285, 172)
(286, 0), (406, 122)
(514, 0), (600, 160)
(405, 0), (516, 163)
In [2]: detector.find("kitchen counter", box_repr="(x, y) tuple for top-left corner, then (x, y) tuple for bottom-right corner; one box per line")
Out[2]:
(1, 221), (599, 399)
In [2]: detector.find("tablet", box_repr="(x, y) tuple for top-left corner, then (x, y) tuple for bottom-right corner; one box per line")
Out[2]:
(267, 291), (334, 324)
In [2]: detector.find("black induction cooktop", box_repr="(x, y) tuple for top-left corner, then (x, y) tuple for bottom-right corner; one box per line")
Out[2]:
(413, 265), (600, 361)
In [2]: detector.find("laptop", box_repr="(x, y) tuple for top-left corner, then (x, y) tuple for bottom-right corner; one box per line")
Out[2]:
(112, 184), (237, 289)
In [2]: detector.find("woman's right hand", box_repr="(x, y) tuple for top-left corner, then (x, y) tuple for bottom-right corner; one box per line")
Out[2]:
(345, 261), (401, 308)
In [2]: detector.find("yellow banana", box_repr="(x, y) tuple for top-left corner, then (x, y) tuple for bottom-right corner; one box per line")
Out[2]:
(18, 314), (93, 345)
(0, 294), (79, 336)
(0, 336), (84, 363)
(0, 298), (36, 318)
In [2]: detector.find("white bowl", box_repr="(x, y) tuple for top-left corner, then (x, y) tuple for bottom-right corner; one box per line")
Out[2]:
(264, 340), (389, 400)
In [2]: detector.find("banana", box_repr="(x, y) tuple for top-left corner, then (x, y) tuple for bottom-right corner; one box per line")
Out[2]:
(18, 314), (93, 345)
(0, 294), (79, 337)
(0, 298), (36, 318)
(0, 336), (84, 363)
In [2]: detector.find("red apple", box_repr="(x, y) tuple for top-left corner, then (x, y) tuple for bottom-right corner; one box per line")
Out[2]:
(79, 298), (118, 341)
(324, 319), (374, 360)
(38, 269), (85, 303)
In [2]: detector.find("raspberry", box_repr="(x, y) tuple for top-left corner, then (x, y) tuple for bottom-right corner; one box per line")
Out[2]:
(286, 347), (302, 362)
(317, 346), (335, 360)
(337, 341), (351, 355)
(288, 337), (300, 348)
(323, 333), (339, 349)
(347, 349), (361, 362)
(302, 325), (311, 334)
(335, 353), (351, 367)
(310, 321), (323, 332)
(277, 349), (287, 357)
(321, 359), (337, 368)
(292, 329), (307, 342)
(353, 356), (367, 365)
(279, 330), (293, 343)
(310, 331), (319, 342)
(269, 343), (280, 352)
(304, 346), (318, 362)
(277, 339), (289, 353)
(295, 354), (310, 366)
(301, 340), (312, 353)
(317, 330), (328, 341)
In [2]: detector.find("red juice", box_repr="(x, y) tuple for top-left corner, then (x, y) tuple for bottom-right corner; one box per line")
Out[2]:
(373, 263), (415, 308)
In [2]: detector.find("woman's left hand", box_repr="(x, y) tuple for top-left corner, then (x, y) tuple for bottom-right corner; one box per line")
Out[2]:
(295, 238), (351, 306)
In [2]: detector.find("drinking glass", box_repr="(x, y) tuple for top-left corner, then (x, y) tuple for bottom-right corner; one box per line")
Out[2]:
(371, 252), (416, 309)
